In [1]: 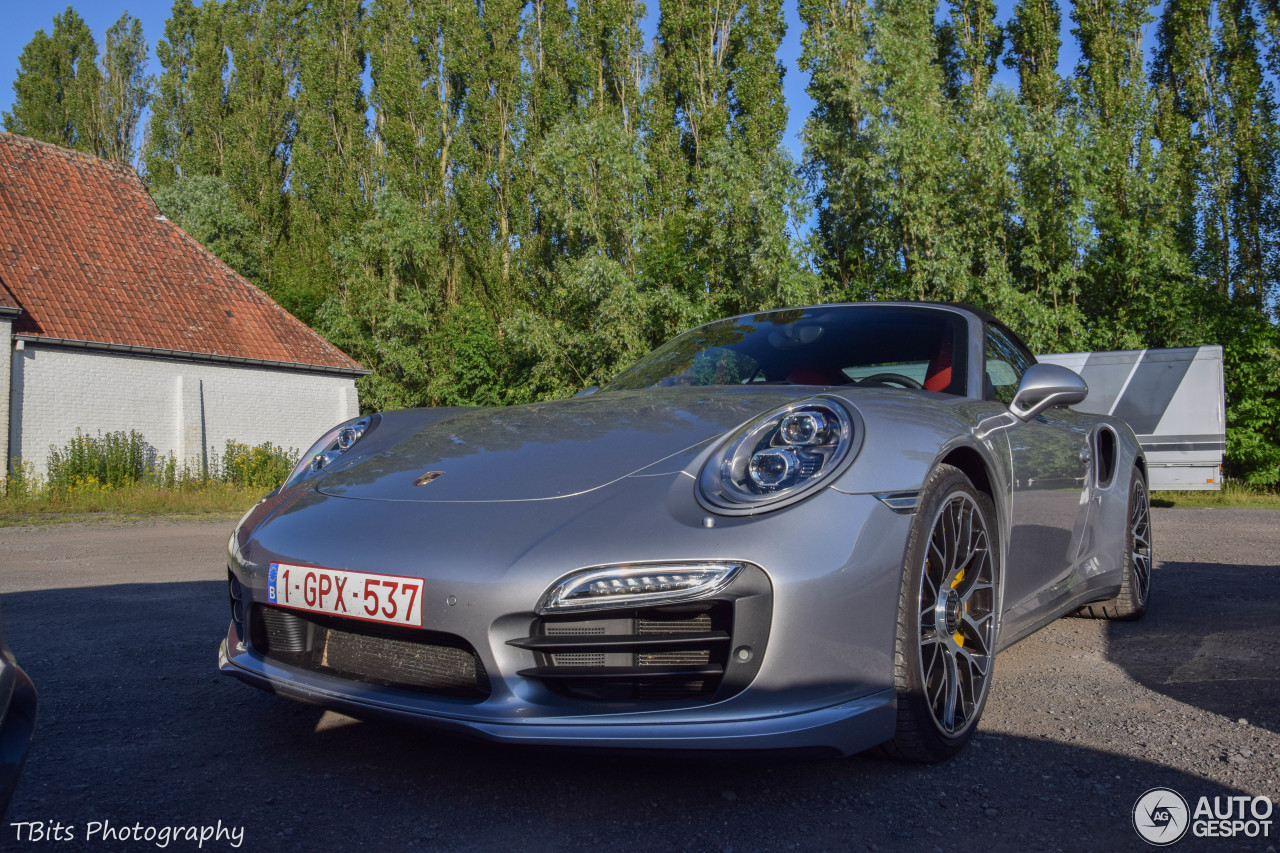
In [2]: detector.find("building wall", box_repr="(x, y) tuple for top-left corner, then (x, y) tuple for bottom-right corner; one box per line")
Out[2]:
(0, 318), (11, 479)
(8, 344), (360, 480)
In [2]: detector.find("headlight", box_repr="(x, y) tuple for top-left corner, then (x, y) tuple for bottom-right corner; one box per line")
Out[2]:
(697, 398), (859, 514)
(536, 562), (743, 614)
(283, 415), (377, 488)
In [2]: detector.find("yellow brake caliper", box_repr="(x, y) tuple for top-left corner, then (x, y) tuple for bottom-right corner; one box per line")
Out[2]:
(951, 569), (966, 646)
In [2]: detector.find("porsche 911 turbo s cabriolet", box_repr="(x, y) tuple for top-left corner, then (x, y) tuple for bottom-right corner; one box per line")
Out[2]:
(219, 302), (1151, 762)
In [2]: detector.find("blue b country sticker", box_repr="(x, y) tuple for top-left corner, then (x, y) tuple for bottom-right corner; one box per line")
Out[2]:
(267, 563), (278, 602)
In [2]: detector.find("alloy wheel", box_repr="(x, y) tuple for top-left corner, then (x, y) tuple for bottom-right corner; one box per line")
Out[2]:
(918, 491), (997, 736)
(1131, 478), (1152, 604)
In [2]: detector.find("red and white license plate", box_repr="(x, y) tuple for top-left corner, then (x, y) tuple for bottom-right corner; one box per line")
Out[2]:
(267, 562), (424, 628)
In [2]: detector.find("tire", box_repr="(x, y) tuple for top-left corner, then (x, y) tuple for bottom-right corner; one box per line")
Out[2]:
(877, 464), (1000, 763)
(1074, 466), (1151, 620)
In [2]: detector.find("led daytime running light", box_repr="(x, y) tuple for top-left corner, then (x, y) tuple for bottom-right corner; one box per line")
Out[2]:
(537, 562), (743, 614)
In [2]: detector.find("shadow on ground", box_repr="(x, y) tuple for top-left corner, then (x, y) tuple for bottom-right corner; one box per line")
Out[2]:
(1105, 560), (1280, 736)
(1, 578), (1262, 852)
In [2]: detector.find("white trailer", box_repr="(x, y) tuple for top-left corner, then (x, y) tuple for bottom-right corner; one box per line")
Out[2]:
(1038, 346), (1226, 491)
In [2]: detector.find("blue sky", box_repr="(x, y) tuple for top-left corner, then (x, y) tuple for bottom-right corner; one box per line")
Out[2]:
(0, 0), (1105, 166)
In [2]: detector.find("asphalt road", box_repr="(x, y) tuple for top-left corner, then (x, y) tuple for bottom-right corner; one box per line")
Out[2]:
(1, 508), (1277, 852)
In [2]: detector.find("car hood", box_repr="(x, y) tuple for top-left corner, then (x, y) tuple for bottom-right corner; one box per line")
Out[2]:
(314, 388), (807, 503)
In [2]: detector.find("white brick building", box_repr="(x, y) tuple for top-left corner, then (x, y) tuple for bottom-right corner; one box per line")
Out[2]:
(0, 134), (367, 483)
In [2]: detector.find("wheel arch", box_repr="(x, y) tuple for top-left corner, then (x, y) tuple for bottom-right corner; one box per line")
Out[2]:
(931, 440), (1011, 644)
(938, 445), (995, 501)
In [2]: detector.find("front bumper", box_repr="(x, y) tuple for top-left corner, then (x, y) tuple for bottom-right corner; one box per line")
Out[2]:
(221, 473), (914, 755)
(219, 634), (895, 754)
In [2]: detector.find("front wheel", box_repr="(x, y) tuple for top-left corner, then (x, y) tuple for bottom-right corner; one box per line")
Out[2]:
(1074, 467), (1151, 620)
(878, 464), (999, 763)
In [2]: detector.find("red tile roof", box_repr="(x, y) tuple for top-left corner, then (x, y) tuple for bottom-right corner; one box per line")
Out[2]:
(0, 132), (362, 373)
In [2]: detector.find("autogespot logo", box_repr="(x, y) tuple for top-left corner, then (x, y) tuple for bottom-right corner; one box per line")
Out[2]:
(1134, 788), (1191, 846)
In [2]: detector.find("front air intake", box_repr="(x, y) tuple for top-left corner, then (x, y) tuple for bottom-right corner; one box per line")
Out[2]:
(508, 563), (772, 704)
(250, 605), (489, 699)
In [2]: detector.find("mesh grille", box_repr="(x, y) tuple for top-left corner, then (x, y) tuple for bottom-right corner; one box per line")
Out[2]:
(638, 649), (711, 665)
(530, 606), (727, 701)
(550, 652), (608, 666)
(251, 605), (489, 699)
(321, 627), (490, 694)
(545, 624), (607, 636)
(638, 614), (711, 635)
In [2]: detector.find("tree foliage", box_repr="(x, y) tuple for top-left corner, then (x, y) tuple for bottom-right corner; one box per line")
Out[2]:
(5, 0), (1280, 482)
(3, 8), (149, 164)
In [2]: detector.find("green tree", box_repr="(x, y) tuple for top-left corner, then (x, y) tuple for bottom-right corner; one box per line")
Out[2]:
(1072, 0), (1193, 348)
(937, 0), (1021, 329)
(94, 13), (151, 163)
(803, 0), (975, 304)
(145, 0), (294, 310)
(285, 0), (371, 323)
(151, 174), (265, 283)
(1001, 0), (1089, 350)
(652, 0), (815, 317)
(453, 0), (526, 306)
(798, 0), (879, 293)
(3, 7), (101, 153)
(144, 0), (234, 183)
(509, 115), (656, 397)
(319, 190), (509, 410)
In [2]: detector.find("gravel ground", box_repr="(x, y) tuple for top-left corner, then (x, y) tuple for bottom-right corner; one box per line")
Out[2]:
(0, 508), (1277, 852)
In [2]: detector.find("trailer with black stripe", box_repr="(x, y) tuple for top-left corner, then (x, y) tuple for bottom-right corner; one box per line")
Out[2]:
(1038, 346), (1225, 491)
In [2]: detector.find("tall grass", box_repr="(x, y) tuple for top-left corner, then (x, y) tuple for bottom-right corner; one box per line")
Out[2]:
(2, 430), (300, 519)
(1150, 481), (1280, 509)
(46, 429), (152, 490)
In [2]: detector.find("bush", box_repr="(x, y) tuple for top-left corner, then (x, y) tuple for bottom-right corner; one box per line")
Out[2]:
(217, 441), (299, 490)
(45, 430), (153, 491)
(1222, 315), (1280, 486)
(4, 431), (300, 501)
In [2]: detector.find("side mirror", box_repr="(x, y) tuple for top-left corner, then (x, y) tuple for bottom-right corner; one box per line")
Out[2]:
(574, 386), (599, 398)
(1009, 363), (1088, 421)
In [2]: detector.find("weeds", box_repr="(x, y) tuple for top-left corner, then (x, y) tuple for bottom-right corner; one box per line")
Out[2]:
(2, 430), (301, 520)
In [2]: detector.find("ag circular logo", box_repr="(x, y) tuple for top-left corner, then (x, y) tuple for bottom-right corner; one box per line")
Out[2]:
(1134, 787), (1191, 845)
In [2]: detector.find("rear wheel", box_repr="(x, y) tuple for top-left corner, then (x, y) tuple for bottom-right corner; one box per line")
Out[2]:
(1074, 467), (1151, 620)
(878, 464), (999, 763)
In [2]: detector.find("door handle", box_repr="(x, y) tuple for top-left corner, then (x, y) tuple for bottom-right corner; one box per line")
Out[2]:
(1079, 445), (1092, 465)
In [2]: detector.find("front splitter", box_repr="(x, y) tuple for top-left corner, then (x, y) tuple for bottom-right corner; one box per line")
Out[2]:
(219, 640), (896, 756)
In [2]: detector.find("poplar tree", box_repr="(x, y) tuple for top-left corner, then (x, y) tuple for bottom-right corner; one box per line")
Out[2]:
(220, 0), (299, 266)
(507, 0), (658, 398)
(1072, 0), (1191, 348)
(287, 0), (372, 321)
(144, 0), (201, 185)
(1002, 0), (1088, 349)
(453, 0), (526, 304)
(144, 0), (234, 183)
(3, 7), (101, 153)
(938, 0), (1018, 325)
(95, 14), (150, 164)
(653, 0), (814, 317)
(799, 0), (879, 293)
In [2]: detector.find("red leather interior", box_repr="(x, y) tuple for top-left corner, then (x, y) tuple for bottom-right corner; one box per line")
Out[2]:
(923, 335), (953, 392)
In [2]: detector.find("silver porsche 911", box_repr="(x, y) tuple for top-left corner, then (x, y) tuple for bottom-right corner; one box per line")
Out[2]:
(219, 302), (1151, 762)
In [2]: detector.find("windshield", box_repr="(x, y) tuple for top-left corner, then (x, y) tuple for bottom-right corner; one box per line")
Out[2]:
(604, 305), (969, 395)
